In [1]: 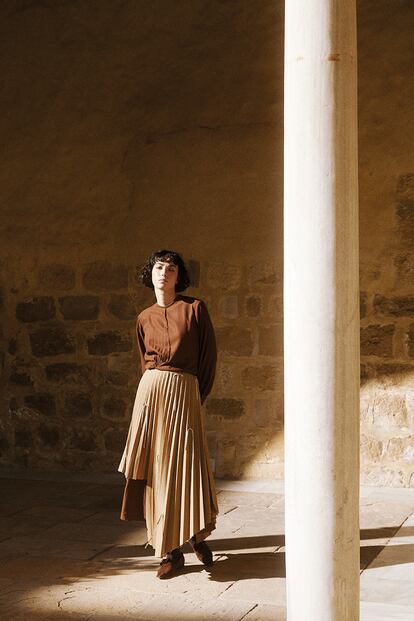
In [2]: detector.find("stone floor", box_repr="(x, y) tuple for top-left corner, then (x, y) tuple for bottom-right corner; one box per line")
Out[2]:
(0, 470), (413, 620)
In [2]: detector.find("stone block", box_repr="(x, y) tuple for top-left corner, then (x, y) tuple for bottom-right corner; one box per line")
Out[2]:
(242, 365), (278, 391)
(9, 368), (34, 386)
(360, 291), (368, 319)
(29, 325), (76, 357)
(406, 392), (414, 423)
(216, 326), (254, 356)
(38, 264), (75, 290)
(104, 429), (126, 452)
(253, 399), (274, 427)
(82, 261), (128, 291)
(104, 369), (130, 386)
(16, 297), (55, 322)
(15, 428), (33, 448)
(214, 363), (238, 393)
(374, 294), (414, 316)
(206, 431), (217, 461)
(368, 393), (410, 429)
(258, 325), (283, 356)
(218, 296), (239, 319)
(8, 338), (17, 355)
(394, 254), (414, 288)
(0, 436), (10, 455)
(248, 262), (280, 287)
(187, 259), (200, 287)
(266, 295), (283, 319)
(206, 398), (244, 419)
(45, 363), (92, 384)
(360, 466), (406, 487)
(87, 331), (132, 355)
(102, 395), (128, 419)
(408, 324), (414, 358)
(69, 428), (97, 452)
(107, 294), (136, 320)
(245, 295), (262, 317)
(38, 423), (60, 448)
(360, 434), (384, 462)
(396, 198), (414, 243)
(64, 393), (93, 418)
(397, 173), (414, 196)
(24, 393), (56, 417)
(360, 324), (394, 358)
(9, 397), (18, 414)
(360, 363), (370, 383)
(374, 363), (414, 388)
(386, 436), (414, 461)
(58, 295), (100, 320)
(216, 439), (237, 477)
(207, 262), (241, 290)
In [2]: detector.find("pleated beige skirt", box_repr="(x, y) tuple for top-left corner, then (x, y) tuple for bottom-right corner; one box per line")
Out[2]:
(118, 368), (219, 557)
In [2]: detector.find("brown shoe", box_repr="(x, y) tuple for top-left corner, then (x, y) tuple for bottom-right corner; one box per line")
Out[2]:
(191, 540), (213, 567)
(156, 549), (185, 578)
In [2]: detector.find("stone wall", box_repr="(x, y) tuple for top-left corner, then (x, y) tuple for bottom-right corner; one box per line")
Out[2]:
(1, 0), (414, 485)
(358, 0), (414, 487)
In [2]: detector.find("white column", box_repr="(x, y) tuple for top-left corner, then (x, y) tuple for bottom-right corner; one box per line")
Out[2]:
(283, 1), (360, 620)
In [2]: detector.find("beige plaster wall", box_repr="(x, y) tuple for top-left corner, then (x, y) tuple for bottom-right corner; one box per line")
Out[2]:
(0, 0), (413, 485)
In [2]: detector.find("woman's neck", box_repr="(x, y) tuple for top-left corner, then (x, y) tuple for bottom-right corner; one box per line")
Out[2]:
(155, 290), (177, 307)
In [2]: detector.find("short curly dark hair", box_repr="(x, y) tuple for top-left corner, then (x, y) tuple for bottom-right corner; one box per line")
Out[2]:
(139, 249), (191, 292)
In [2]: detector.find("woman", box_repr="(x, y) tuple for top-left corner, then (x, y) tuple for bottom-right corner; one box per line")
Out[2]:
(118, 249), (219, 578)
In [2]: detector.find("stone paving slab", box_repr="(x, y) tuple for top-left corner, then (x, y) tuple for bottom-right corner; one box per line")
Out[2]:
(217, 490), (282, 508)
(83, 510), (130, 525)
(360, 600), (414, 620)
(0, 534), (112, 561)
(92, 544), (159, 563)
(243, 603), (286, 621)
(0, 515), (53, 542)
(0, 556), (102, 585)
(40, 520), (148, 546)
(215, 552), (285, 606)
(360, 496), (414, 530)
(12, 504), (99, 523)
(0, 583), (75, 621)
(360, 486), (414, 502)
(204, 534), (282, 555)
(360, 574), (414, 607)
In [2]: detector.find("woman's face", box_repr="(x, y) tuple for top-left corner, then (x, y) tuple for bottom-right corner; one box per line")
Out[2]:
(151, 260), (179, 293)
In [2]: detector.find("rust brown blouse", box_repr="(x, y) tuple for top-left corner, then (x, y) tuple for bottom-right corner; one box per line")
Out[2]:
(136, 294), (217, 404)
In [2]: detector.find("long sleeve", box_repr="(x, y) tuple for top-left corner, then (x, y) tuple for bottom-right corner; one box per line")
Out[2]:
(195, 300), (217, 404)
(136, 317), (147, 375)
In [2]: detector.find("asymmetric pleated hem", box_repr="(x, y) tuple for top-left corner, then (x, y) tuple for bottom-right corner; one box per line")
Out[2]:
(118, 368), (219, 557)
